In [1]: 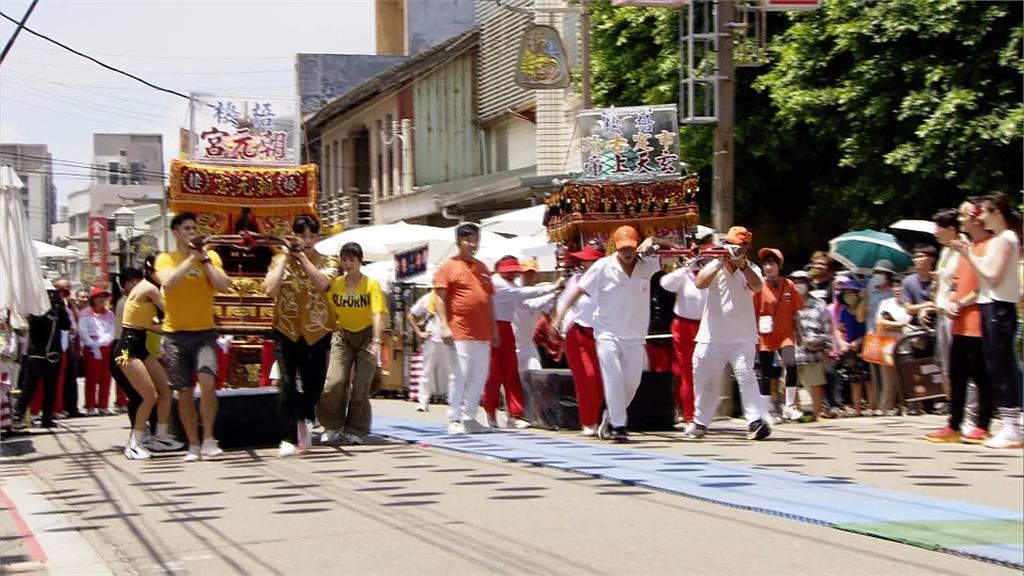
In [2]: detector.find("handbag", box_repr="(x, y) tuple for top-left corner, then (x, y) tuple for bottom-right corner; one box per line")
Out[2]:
(862, 332), (897, 367)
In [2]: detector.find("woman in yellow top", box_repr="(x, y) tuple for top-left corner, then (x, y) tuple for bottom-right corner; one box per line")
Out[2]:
(113, 254), (185, 459)
(264, 215), (336, 456)
(318, 242), (387, 445)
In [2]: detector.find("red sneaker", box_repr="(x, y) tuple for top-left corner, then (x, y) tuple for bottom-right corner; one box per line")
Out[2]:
(924, 427), (961, 443)
(961, 428), (990, 444)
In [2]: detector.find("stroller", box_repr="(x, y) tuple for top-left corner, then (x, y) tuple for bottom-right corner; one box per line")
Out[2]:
(893, 328), (946, 411)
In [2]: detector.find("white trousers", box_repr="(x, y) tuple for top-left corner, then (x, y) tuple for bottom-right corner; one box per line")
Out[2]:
(596, 339), (646, 428)
(517, 344), (542, 390)
(693, 342), (770, 427)
(448, 340), (491, 423)
(420, 340), (453, 409)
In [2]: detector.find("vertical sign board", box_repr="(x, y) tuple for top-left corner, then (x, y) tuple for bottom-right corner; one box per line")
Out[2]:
(88, 216), (109, 285)
(578, 105), (680, 181)
(189, 93), (301, 167)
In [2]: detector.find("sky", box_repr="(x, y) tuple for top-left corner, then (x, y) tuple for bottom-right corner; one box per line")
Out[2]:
(0, 0), (376, 208)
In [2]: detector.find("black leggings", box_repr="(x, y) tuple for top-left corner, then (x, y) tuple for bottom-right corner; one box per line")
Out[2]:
(275, 331), (331, 441)
(758, 346), (797, 396)
(980, 302), (1021, 411)
(110, 338), (150, 430)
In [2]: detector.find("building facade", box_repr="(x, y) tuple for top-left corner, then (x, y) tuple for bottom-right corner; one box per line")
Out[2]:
(0, 143), (57, 242)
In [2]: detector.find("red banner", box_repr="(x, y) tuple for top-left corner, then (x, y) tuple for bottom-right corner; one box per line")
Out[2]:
(88, 216), (108, 284)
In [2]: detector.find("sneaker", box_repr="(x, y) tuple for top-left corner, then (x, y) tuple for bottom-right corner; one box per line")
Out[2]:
(147, 433), (186, 452)
(683, 423), (707, 440)
(200, 439), (223, 458)
(581, 425), (597, 437)
(765, 412), (782, 426)
(86, 408), (99, 417)
(747, 419), (772, 441)
(183, 445), (201, 462)
(486, 413), (499, 428)
(416, 406), (428, 413)
(610, 426), (629, 443)
(10, 418), (25, 432)
(983, 425), (1024, 449)
(784, 406), (804, 421)
(924, 426), (961, 443)
(462, 419), (487, 434)
(447, 420), (466, 435)
(103, 408), (119, 416)
(860, 408), (874, 418)
(320, 430), (344, 445)
(507, 417), (531, 430)
(961, 428), (990, 444)
(597, 410), (611, 440)
(344, 433), (366, 446)
(278, 441), (297, 457)
(124, 435), (152, 460)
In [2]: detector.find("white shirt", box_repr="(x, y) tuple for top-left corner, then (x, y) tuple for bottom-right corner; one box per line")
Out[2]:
(578, 254), (661, 342)
(491, 275), (554, 323)
(409, 293), (441, 343)
(557, 274), (597, 332)
(695, 263), (762, 345)
(876, 296), (911, 337)
(79, 308), (116, 351)
(513, 291), (556, 356)
(659, 266), (707, 320)
(935, 246), (958, 309)
(978, 229), (1021, 304)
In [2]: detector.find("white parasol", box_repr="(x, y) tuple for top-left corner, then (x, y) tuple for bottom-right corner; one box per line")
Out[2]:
(480, 205), (547, 237)
(0, 165), (50, 328)
(34, 240), (78, 259)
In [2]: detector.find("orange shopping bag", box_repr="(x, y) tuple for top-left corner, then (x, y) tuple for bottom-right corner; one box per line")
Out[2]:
(862, 332), (897, 367)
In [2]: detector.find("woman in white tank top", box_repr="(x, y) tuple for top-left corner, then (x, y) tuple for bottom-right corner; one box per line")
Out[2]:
(951, 192), (1023, 448)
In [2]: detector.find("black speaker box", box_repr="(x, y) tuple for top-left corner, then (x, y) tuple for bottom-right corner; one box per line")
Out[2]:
(626, 371), (675, 431)
(524, 369), (580, 431)
(170, 387), (281, 449)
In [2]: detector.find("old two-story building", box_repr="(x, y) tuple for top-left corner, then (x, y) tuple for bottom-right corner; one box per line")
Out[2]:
(301, 0), (583, 228)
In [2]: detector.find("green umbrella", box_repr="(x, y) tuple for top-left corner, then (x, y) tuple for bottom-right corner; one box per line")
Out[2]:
(828, 229), (912, 275)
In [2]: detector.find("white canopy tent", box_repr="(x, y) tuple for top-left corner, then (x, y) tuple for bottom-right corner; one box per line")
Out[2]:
(480, 204), (547, 237)
(33, 241), (79, 259)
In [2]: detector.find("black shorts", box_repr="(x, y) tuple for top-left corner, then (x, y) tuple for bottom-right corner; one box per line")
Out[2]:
(114, 328), (150, 364)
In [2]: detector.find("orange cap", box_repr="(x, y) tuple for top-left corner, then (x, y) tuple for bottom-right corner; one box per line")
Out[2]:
(520, 257), (540, 273)
(724, 226), (752, 245)
(612, 225), (640, 250)
(757, 247), (784, 267)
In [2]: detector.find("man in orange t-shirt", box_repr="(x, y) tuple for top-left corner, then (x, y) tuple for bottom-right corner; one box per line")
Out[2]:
(435, 222), (499, 434)
(754, 248), (803, 421)
(926, 201), (994, 443)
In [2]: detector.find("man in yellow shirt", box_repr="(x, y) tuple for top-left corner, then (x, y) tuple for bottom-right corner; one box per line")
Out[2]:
(318, 242), (387, 445)
(155, 212), (232, 461)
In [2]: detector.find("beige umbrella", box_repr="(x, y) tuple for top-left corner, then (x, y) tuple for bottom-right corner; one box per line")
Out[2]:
(0, 165), (49, 328)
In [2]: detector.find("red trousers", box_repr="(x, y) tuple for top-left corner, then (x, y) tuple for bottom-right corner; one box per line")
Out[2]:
(671, 316), (700, 422)
(84, 345), (113, 409)
(483, 321), (525, 418)
(565, 323), (604, 427)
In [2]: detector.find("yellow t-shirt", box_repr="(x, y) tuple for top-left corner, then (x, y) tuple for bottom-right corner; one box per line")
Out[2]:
(155, 250), (223, 332)
(329, 274), (386, 333)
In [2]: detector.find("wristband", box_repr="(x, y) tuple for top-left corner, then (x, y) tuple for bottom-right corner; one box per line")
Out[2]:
(200, 257), (212, 264)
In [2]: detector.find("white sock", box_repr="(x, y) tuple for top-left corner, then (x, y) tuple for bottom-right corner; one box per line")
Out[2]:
(785, 387), (797, 407)
(156, 423), (169, 437)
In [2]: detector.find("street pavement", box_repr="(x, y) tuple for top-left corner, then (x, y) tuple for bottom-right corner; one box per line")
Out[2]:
(1, 399), (1022, 575)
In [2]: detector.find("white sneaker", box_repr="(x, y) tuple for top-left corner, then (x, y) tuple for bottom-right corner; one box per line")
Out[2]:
(784, 406), (804, 421)
(86, 408), (99, 417)
(124, 435), (152, 460)
(416, 405), (429, 412)
(597, 411), (611, 440)
(447, 420), (466, 434)
(200, 439), (223, 458)
(103, 408), (119, 416)
(581, 425), (597, 437)
(486, 413), (499, 428)
(320, 430), (343, 445)
(278, 441), (297, 457)
(183, 445), (201, 462)
(983, 423), (1024, 449)
(683, 423), (708, 440)
(147, 433), (186, 452)
(508, 417), (531, 430)
(462, 419), (487, 434)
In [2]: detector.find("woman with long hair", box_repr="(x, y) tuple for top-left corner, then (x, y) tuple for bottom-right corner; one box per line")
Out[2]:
(952, 191), (1023, 449)
(112, 254), (184, 459)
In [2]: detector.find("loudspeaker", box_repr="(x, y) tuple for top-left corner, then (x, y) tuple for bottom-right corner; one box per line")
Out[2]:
(524, 369), (580, 430)
(626, 371), (675, 431)
(170, 387), (281, 449)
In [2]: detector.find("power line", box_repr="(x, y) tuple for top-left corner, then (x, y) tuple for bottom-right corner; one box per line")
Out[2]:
(12, 45), (295, 61)
(1, 95), (164, 131)
(0, 76), (183, 110)
(0, 11), (191, 100)
(2, 70), (296, 93)
(0, 0), (39, 63)
(1, 151), (171, 179)
(1, 82), (179, 123)
(5, 60), (294, 75)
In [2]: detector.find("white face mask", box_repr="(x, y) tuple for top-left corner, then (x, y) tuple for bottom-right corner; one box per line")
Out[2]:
(871, 273), (887, 286)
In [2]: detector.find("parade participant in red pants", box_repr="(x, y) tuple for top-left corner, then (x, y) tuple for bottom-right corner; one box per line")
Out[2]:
(483, 256), (560, 429)
(659, 249), (711, 424)
(79, 287), (116, 415)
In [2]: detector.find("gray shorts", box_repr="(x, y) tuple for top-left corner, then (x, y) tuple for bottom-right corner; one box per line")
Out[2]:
(163, 330), (219, 390)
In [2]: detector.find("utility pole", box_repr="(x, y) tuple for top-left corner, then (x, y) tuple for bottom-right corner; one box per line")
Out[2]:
(712, 0), (735, 232)
(0, 0), (40, 64)
(580, 0), (592, 108)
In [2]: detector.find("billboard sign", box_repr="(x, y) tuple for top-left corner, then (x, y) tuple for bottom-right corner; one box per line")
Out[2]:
(87, 216), (109, 284)
(189, 93), (300, 167)
(578, 104), (680, 181)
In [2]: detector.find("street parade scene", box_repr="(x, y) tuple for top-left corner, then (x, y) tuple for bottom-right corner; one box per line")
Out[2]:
(0, 0), (1021, 574)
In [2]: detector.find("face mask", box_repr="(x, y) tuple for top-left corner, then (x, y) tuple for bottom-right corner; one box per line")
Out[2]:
(795, 284), (809, 297)
(870, 273), (887, 287)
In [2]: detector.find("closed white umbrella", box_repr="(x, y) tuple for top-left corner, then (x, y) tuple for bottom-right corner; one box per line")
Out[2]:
(0, 166), (50, 328)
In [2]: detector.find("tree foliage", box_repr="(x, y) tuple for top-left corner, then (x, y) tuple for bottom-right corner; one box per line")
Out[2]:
(588, 0), (1023, 255)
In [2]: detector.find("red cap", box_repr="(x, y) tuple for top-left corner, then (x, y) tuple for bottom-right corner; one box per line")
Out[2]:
(757, 247), (784, 267)
(495, 256), (524, 274)
(89, 287), (110, 300)
(612, 225), (640, 249)
(724, 226), (752, 245)
(569, 246), (604, 262)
